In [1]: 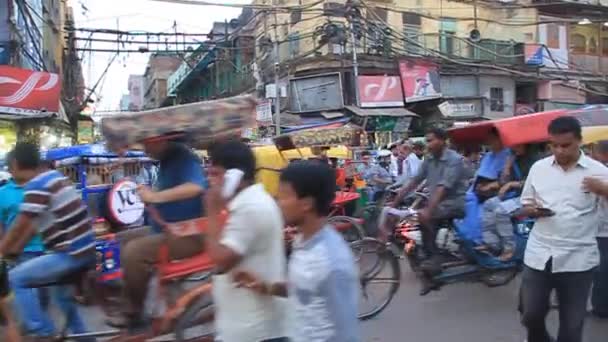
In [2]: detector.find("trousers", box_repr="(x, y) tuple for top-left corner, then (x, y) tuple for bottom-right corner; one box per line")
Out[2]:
(520, 262), (594, 342)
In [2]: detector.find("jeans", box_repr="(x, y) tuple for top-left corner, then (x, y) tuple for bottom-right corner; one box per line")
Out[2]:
(9, 252), (94, 337)
(520, 262), (594, 342)
(592, 237), (608, 316)
(481, 196), (521, 251)
(8, 252), (45, 334)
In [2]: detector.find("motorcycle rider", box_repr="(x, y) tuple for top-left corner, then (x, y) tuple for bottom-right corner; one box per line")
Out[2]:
(391, 128), (468, 276)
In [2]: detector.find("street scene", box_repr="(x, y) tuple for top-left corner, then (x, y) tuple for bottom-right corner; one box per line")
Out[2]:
(1, 0), (608, 341)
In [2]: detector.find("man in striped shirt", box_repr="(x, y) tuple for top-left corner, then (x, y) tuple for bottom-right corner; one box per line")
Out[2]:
(0, 143), (95, 340)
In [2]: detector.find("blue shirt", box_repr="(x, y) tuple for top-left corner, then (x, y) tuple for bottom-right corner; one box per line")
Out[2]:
(288, 226), (360, 342)
(476, 148), (511, 181)
(0, 180), (44, 253)
(151, 144), (207, 233)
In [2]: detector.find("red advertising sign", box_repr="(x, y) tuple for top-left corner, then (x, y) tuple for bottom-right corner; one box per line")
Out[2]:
(0, 66), (61, 115)
(357, 76), (404, 108)
(398, 60), (442, 103)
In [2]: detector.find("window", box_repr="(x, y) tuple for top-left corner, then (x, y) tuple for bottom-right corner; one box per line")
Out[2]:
(290, 10), (302, 25)
(546, 23), (560, 49)
(570, 33), (586, 54)
(366, 7), (388, 22)
(490, 87), (504, 112)
(440, 31), (455, 55)
(603, 37), (608, 56)
(288, 33), (300, 57)
(589, 37), (598, 54)
(402, 12), (422, 55)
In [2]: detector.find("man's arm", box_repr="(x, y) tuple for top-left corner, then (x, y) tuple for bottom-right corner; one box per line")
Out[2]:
(140, 183), (204, 204)
(519, 165), (542, 217)
(425, 157), (465, 213)
(392, 159), (427, 206)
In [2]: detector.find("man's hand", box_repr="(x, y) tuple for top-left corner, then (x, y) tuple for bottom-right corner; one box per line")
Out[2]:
(583, 177), (608, 196)
(498, 181), (519, 199)
(233, 270), (269, 295)
(137, 185), (159, 204)
(418, 207), (431, 224)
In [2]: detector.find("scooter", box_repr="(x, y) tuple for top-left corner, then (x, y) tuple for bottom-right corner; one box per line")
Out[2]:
(392, 193), (532, 295)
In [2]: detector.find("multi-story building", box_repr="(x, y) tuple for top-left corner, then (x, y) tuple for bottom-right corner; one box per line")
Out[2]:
(0, 0), (83, 149)
(120, 94), (131, 111)
(167, 8), (256, 105)
(142, 53), (182, 109)
(167, 0), (608, 141)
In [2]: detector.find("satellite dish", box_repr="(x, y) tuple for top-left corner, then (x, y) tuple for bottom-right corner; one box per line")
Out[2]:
(469, 29), (481, 42)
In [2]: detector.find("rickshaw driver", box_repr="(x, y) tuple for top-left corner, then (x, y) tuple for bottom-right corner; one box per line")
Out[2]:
(108, 139), (207, 331)
(391, 128), (467, 275)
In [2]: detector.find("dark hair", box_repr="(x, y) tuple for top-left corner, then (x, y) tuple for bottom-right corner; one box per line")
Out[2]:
(426, 127), (449, 141)
(280, 160), (336, 216)
(597, 140), (608, 153)
(360, 151), (371, 157)
(548, 116), (582, 140)
(208, 140), (256, 181)
(11, 143), (40, 170)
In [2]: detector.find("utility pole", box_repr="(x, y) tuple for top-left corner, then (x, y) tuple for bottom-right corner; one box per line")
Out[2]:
(347, 0), (360, 107)
(272, 4), (281, 136)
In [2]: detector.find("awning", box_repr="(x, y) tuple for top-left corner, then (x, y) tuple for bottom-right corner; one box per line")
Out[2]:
(345, 106), (419, 117)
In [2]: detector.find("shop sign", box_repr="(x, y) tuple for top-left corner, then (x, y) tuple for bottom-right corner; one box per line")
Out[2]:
(357, 76), (404, 108)
(276, 126), (360, 148)
(438, 100), (481, 118)
(256, 100), (272, 123)
(524, 44), (544, 66)
(0, 66), (61, 115)
(107, 180), (145, 226)
(398, 61), (442, 103)
(78, 120), (94, 144)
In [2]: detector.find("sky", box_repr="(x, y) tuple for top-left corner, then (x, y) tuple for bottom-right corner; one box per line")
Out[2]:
(73, 0), (249, 112)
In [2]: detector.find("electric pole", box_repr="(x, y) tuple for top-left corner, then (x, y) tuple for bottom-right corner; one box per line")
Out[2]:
(272, 3), (281, 136)
(347, 0), (361, 107)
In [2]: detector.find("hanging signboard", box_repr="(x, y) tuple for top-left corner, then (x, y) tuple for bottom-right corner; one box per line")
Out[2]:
(274, 126), (361, 150)
(0, 66), (61, 115)
(256, 100), (273, 123)
(357, 76), (404, 108)
(107, 180), (145, 226)
(438, 100), (482, 118)
(398, 60), (442, 103)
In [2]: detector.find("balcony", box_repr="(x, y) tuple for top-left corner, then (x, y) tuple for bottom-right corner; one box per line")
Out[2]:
(570, 54), (608, 74)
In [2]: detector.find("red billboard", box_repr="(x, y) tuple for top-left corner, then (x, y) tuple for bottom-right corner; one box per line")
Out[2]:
(357, 76), (404, 108)
(398, 60), (441, 103)
(0, 66), (61, 115)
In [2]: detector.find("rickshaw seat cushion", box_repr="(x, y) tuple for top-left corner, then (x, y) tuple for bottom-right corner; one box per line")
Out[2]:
(159, 252), (214, 281)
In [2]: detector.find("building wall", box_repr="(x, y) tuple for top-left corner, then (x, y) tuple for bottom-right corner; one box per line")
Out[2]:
(143, 54), (181, 109)
(440, 74), (515, 119)
(42, 0), (65, 73)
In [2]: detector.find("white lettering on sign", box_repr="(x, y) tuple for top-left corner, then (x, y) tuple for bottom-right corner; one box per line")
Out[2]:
(107, 180), (145, 225)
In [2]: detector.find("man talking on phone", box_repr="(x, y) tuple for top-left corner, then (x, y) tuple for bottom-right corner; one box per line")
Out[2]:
(519, 116), (608, 342)
(108, 139), (207, 331)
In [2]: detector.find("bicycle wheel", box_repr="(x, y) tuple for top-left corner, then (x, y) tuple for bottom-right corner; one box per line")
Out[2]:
(327, 215), (366, 243)
(174, 294), (215, 341)
(351, 238), (401, 321)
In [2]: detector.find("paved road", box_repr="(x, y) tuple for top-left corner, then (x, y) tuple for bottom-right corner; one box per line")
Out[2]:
(3, 263), (607, 341)
(362, 263), (607, 342)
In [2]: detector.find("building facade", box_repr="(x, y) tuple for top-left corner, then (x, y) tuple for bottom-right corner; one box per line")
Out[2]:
(166, 0), (608, 141)
(142, 53), (181, 109)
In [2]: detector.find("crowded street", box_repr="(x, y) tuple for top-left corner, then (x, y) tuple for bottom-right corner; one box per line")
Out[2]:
(3, 0), (608, 341)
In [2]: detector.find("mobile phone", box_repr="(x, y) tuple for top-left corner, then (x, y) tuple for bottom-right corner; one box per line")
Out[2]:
(536, 207), (555, 217)
(222, 169), (244, 199)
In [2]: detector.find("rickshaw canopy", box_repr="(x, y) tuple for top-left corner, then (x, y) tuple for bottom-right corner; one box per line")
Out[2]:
(448, 109), (568, 147)
(101, 95), (257, 151)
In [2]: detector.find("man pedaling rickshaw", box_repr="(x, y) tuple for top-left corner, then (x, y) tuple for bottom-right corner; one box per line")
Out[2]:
(384, 128), (468, 274)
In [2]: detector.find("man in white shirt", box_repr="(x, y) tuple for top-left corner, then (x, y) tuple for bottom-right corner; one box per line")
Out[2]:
(204, 141), (287, 342)
(394, 142), (422, 187)
(588, 140), (608, 318)
(389, 142), (401, 179)
(519, 117), (608, 342)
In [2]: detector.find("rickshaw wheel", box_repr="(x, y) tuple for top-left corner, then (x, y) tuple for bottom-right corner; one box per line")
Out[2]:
(327, 215), (366, 243)
(173, 295), (215, 341)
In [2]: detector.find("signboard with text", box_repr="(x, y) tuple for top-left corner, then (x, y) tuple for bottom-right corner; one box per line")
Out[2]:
(0, 66), (61, 115)
(357, 76), (404, 108)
